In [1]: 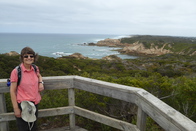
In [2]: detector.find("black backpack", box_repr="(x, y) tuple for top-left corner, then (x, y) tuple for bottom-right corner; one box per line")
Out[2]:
(7, 64), (37, 87)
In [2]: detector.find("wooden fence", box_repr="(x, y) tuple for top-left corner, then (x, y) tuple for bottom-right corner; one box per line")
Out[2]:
(0, 76), (195, 131)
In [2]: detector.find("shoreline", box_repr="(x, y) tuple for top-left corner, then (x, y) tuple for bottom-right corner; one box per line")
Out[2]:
(1, 33), (136, 59)
(2, 34), (195, 59)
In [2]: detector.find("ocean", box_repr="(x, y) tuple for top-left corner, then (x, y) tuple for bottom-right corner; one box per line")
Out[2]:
(0, 33), (137, 59)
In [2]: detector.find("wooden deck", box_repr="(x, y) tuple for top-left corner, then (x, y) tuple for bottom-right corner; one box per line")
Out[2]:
(40, 126), (87, 131)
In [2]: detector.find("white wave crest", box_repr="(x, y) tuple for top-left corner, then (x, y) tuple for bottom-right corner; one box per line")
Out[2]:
(52, 52), (72, 57)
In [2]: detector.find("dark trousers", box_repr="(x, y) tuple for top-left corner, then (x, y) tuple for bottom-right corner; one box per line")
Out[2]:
(16, 103), (38, 131)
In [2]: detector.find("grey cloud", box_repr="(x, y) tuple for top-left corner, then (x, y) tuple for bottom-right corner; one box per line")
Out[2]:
(0, 0), (196, 36)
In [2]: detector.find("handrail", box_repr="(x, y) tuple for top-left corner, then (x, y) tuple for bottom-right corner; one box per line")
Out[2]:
(0, 76), (195, 131)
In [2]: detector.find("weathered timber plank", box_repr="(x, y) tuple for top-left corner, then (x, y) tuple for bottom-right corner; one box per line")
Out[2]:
(68, 88), (76, 129)
(73, 76), (139, 103)
(0, 93), (9, 131)
(0, 76), (75, 93)
(42, 76), (74, 90)
(74, 106), (139, 131)
(0, 79), (7, 85)
(40, 126), (88, 131)
(0, 79), (9, 93)
(135, 90), (196, 131)
(38, 106), (74, 118)
(0, 106), (74, 122)
(0, 87), (9, 93)
(0, 94), (6, 114)
(0, 112), (15, 122)
(136, 107), (147, 131)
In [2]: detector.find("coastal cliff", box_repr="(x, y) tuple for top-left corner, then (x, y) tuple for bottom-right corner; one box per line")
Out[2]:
(119, 42), (172, 56)
(96, 35), (196, 56)
(96, 38), (172, 56)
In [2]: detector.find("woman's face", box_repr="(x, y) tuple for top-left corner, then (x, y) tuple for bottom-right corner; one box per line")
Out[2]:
(23, 54), (34, 65)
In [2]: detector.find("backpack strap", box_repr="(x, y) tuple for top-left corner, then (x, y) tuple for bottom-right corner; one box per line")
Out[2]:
(16, 65), (22, 86)
(17, 64), (37, 86)
(32, 64), (37, 73)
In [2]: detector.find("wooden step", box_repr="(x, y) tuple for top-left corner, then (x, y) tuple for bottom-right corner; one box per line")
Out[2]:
(40, 126), (87, 131)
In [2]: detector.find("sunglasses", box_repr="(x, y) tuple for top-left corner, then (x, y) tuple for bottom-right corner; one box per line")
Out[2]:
(23, 55), (34, 58)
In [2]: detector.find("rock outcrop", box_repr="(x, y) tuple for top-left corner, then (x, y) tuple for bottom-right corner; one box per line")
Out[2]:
(190, 51), (196, 56)
(5, 51), (20, 56)
(61, 53), (88, 59)
(97, 39), (123, 47)
(88, 42), (96, 46)
(102, 55), (122, 61)
(120, 42), (172, 56)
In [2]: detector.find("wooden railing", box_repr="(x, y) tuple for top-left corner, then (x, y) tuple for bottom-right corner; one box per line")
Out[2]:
(0, 76), (195, 131)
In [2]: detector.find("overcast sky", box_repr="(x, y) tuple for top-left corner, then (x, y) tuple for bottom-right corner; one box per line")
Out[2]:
(0, 0), (196, 37)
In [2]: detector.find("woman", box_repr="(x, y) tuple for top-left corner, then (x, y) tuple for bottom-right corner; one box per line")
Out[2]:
(10, 47), (44, 131)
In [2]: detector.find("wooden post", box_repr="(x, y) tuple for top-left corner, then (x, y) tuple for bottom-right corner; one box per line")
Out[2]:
(0, 93), (9, 131)
(68, 88), (75, 130)
(136, 107), (147, 131)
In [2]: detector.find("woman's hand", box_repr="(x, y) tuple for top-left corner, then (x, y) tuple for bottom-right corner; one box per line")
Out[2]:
(38, 83), (44, 92)
(14, 107), (21, 118)
(38, 73), (44, 92)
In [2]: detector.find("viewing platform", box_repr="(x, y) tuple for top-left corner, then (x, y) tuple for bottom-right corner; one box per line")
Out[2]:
(0, 76), (196, 131)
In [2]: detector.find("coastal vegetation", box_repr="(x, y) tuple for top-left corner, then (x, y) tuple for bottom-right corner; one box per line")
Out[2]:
(120, 35), (196, 45)
(0, 35), (196, 130)
(1, 53), (196, 130)
(120, 35), (196, 56)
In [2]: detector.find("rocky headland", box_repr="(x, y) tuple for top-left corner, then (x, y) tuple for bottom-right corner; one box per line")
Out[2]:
(95, 35), (196, 57)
